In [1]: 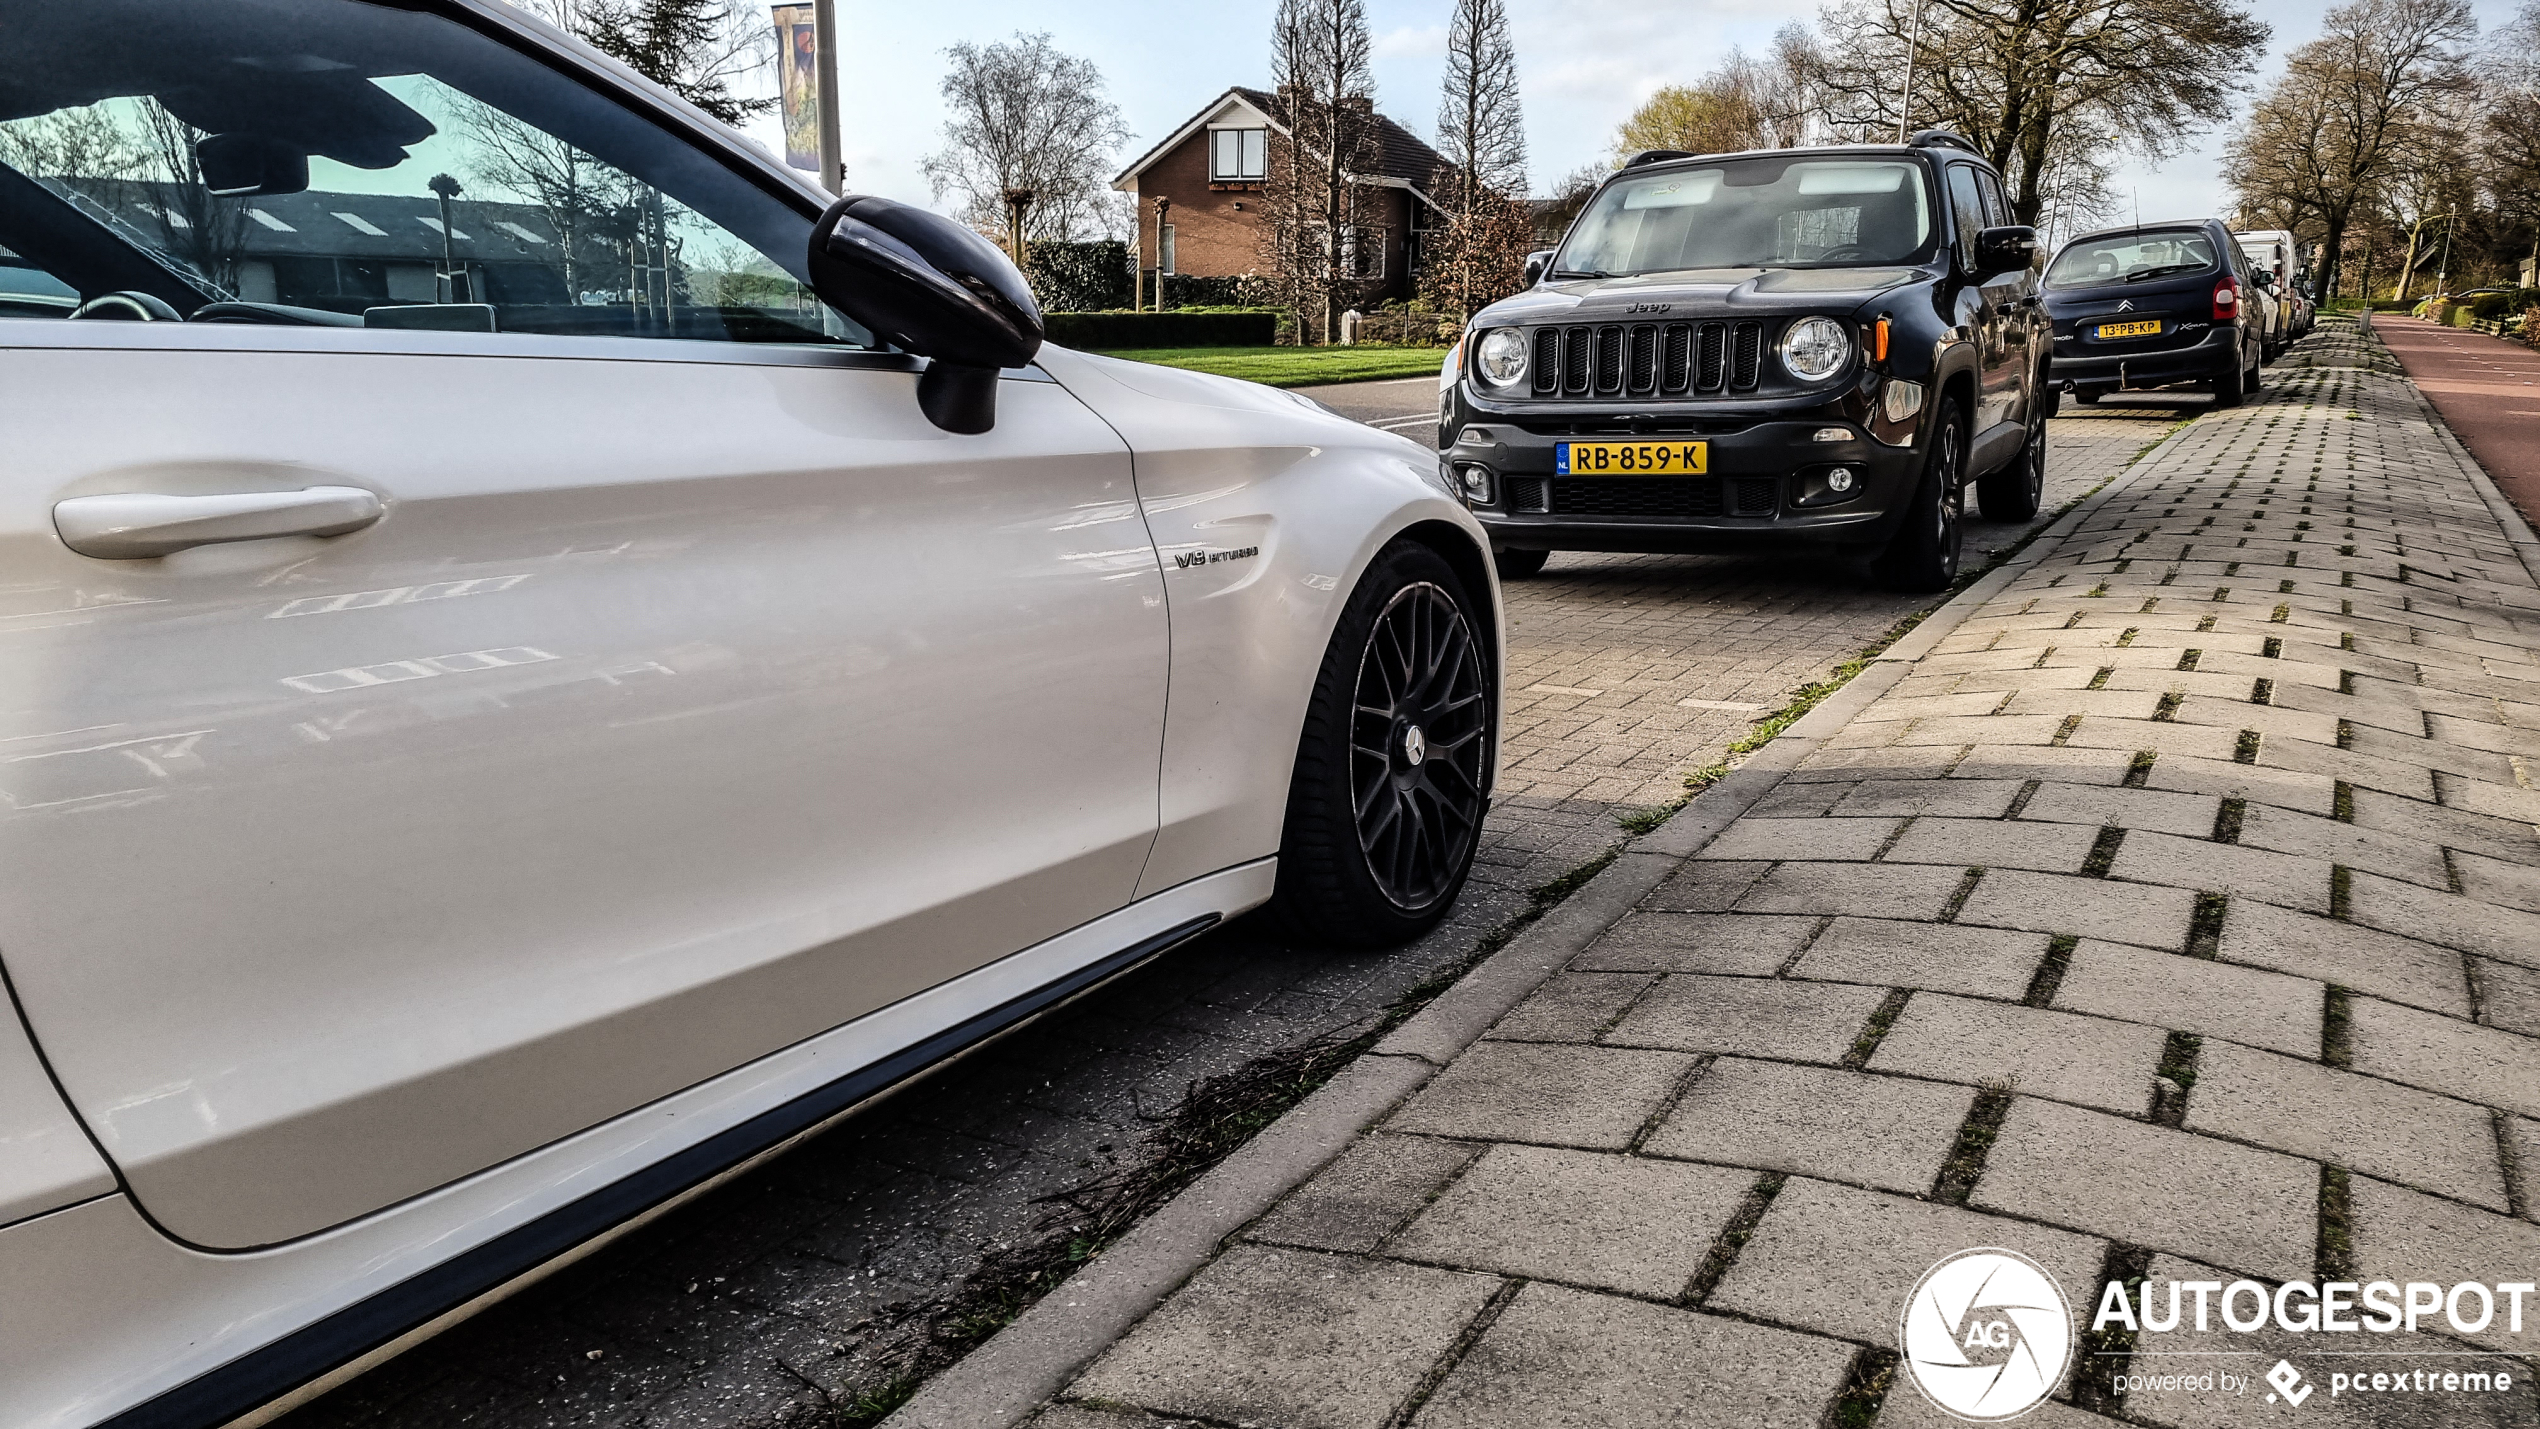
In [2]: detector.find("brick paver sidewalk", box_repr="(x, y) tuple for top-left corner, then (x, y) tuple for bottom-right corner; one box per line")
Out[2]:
(962, 321), (2540, 1429)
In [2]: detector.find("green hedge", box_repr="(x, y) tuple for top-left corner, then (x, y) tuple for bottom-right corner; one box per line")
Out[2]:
(1044, 310), (1279, 349)
(1026, 240), (1132, 313)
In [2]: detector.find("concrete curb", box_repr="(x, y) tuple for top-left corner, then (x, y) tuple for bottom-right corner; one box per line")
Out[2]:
(877, 404), (2209, 1429)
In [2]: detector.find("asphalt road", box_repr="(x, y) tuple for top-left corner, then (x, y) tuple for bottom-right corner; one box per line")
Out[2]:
(282, 375), (2189, 1429)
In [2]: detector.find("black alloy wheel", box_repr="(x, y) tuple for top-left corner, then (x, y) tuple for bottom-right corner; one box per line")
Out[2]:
(1272, 542), (1492, 946)
(2213, 347), (2248, 408)
(1978, 386), (2048, 522)
(1872, 401), (1965, 593)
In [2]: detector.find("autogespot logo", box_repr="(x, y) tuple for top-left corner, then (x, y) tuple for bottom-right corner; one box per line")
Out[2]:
(1900, 1248), (2075, 1421)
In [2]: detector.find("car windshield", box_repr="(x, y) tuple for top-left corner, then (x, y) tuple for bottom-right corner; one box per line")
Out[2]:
(0, 0), (861, 343)
(2046, 231), (2218, 289)
(1554, 156), (1935, 277)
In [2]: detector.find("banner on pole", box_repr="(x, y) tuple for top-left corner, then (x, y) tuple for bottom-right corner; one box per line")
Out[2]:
(772, 4), (819, 172)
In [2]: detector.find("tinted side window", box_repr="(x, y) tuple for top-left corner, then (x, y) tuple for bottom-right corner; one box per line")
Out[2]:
(1, 1), (868, 347)
(1975, 170), (2010, 228)
(1945, 165), (1985, 263)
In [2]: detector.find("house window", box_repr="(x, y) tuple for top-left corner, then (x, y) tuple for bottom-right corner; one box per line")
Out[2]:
(1159, 223), (1176, 274)
(1211, 128), (1266, 182)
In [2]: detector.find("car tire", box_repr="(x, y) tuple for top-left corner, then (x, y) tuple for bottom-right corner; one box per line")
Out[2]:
(1270, 540), (1493, 948)
(1978, 397), (2047, 522)
(1872, 399), (1966, 593)
(1492, 547), (1550, 580)
(2212, 352), (2246, 408)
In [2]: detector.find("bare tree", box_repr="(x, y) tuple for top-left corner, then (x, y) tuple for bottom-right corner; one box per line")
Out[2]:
(1815, 0), (2269, 225)
(2225, 0), (2476, 301)
(1258, 0), (1381, 344)
(1422, 0), (1531, 321)
(460, 101), (628, 295)
(1609, 28), (1822, 161)
(920, 33), (1131, 244)
(133, 100), (251, 292)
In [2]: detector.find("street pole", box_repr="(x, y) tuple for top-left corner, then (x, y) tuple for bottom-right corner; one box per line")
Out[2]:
(1003, 188), (1034, 267)
(1895, 0), (1926, 143)
(1152, 195), (1171, 312)
(812, 0), (841, 195)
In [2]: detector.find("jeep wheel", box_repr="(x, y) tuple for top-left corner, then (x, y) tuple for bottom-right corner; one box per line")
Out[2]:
(1271, 541), (1492, 947)
(1978, 391), (2047, 522)
(1872, 400), (1965, 593)
(1492, 547), (1550, 580)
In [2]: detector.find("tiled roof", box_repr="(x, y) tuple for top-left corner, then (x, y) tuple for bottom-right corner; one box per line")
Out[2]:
(1119, 86), (1443, 191)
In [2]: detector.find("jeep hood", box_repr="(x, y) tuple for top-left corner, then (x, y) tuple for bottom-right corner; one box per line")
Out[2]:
(1480, 266), (1929, 324)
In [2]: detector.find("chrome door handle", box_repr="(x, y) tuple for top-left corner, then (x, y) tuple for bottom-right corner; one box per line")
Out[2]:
(54, 486), (384, 559)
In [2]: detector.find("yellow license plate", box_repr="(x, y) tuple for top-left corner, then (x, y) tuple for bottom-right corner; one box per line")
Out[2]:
(1557, 440), (1708, 476)
(2097, 319), (2162, 339)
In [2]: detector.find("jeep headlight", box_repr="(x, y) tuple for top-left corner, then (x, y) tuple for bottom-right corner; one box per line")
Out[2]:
(1475, 328), (1529, 388)
(1779, 316), (1850, 382)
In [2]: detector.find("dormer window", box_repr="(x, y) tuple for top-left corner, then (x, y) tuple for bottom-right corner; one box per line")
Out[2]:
(1211, 127), (1266, 183)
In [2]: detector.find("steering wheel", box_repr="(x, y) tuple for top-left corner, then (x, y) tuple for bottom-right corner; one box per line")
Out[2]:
(69, 290), (184, 321)
(1816, 244), (1876, 263)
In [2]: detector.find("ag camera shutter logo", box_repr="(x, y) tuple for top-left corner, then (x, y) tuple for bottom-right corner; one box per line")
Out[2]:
(1900, 1247), (2075, 1420)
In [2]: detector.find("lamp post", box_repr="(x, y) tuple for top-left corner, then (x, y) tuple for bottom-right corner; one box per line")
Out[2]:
(427, 172), (462, 302)
(813, 0), (842, 194)
(1003, 188), (1035, 267)
(1152, 195), (1171, 312)
(1895, 0), (1927, 143)
(2434, 203), (2457, 298)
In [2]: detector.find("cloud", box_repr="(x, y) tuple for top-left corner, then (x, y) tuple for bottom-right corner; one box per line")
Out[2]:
(1373, 23), (1448, 61)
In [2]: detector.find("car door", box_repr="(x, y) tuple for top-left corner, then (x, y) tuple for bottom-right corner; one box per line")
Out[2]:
(0, 6), (1167, 1250)
(1942, 162), (2013, 436)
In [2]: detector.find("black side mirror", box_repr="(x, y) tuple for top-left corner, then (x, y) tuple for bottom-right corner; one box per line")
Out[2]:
(1523, 249), (1554, 285)
(807, 195), (1044, 434)
(197, 133), (309, 197)
(1973, 225), (2038, 278)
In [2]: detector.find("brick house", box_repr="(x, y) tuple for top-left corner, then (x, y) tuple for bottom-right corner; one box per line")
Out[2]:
(1110, 86), (1448, 305)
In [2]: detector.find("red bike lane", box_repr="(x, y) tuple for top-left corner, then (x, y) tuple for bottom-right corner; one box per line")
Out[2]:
(2375, 314), (2540, 526)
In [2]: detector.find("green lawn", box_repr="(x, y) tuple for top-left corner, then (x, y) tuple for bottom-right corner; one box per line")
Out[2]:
(1091, 345), (1450, 388)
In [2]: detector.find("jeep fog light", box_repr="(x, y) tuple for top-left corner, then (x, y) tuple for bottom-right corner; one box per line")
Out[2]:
(1827, 467), (1855, 493)
(1881, 378), (1926, 424)
(1459, 465), (1494, 504)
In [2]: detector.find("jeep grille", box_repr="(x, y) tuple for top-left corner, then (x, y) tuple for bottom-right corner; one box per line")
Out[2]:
(1529, 320), (1767, 398)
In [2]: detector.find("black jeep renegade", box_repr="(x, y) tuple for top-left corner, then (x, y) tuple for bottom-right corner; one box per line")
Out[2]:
(1442, 132), (2051, 591)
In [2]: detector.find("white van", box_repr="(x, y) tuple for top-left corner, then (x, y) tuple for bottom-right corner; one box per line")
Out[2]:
(2234, 229), (2299, 357)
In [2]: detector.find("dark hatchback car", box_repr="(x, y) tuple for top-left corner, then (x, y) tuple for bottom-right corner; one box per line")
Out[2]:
(1441, 131), (2051, 592)
(2043, 220), (2263, 407)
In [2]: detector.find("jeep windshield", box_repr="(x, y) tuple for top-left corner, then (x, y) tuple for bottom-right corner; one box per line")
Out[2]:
(2046, 230), (2218, 289)
(1554, 156), (1936, 278)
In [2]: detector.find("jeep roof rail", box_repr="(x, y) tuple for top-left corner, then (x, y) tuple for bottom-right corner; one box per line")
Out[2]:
(1622, 148), (1698, 169)
(1906, 130), (1981, 155)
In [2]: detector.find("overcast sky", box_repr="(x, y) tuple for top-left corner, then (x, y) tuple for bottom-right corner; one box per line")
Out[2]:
(735, 0), (2526, 234)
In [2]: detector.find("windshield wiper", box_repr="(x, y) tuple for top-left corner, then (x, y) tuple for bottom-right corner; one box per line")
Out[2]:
(1550, 268), (1614, 279)
(2124, 263), (2206, 282)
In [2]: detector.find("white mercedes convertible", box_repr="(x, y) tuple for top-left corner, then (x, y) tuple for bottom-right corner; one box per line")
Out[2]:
(0, 2), (1500, 1422)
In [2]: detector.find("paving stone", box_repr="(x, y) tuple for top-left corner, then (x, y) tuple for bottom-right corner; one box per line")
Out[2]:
(1573, 912), (1818, 975)
(1879, 816), (2100, 874)
(1644, 1058), (1974, 1194)
(2185, 1041), (2506, 1209)
(2050, 941), (2324, 1058)
(2347, 996), (2540, 1119)
(1954, 868), (2200, 949)
(2513, 1117), (2540, 1225)
(1786, 744), (1967, 783)
(1607, 974), (1889, 1063)
(1411, 1283), (1853, 1429)
(1870, 994), (2166, 1115)
(1734, 861), (1970, 919)
(1708, 1176), (2105, 1346)
(2454, 849), (2540, 914)
(1067, 1244), (1498, 1429)
(1696, 816), (1904, 863)
(2144, 751), (2339, 816)
(1484, 971), (1653, 1042)
(1030, 1405), (1152, 1429)
(1832, 778), (2027, 817)
(1972, 1096), (2318, 1281)
(2236, 801), (2453, 889)
(2348, 1175), (2540, 1354)
(1648, 859), (1774, 913)
(2216, 900), (2473, 1017)
(1385, 1040), (1697, 1150)
(1788, 917), (2049, 1000)
(1747, 781), (1853, 817)
(1949, 743), (2139, 786)
(2115, 1253), (2537, 1428)
(1876, 1390), (2126, 1429)
(2348, 785), (2540, 865)
(2104, 831), (2335, 913)
(2476, 957), (2540, 1037)
(1386, 1144), (1754, 1298)
(1247, 1136), (1485, 1254)
(2347, 869), (2540, 969)
(2016, 782), (2225, 837)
